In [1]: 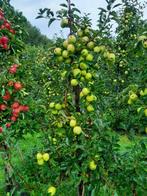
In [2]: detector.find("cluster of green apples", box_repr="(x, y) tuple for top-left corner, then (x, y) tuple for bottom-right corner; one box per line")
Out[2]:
(69, 116), (82, 135)
(49, 101), (65, 115)
(36, 152), (50, 165)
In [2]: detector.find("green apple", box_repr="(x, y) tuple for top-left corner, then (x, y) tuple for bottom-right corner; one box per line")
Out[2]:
(85, 73), (92, 80)
(54, 47), (62, 55)
(71, 79), (78, 86)
(87, 104), (94, 112)
(73, 126), (82, 135)
(55, 103), (62, 110)
(82, 36), (89, 44)
(73, 68), (81, 77)
(57, 56), (64, 62)
(84, 28), (90, 35)
(67, 44), (75, 53)
(68, 35), (76, 43)
(49, 102), (55, 108)
(70, 119), (77, 127)
(52, 110), (58, 115)
(80, 62), (88, 70)
(36, 153), (42, 160)
(94, 46), (101, 53)
(86, 54), (93, 62)
(81, 70), (87, 76)
(86, 95), (95, 102)
(129, 93), (138, 100)
(62, 50), (69, 58)
(61, 18), (68, 28)
(82, 88), (90, 96)
(77, 30), (83, 37)
(81, 49), (89, 57)
(89, 160), (97, 170)
(63, 40), (68, 48)
(143, 41), (147, 48)
(48, 186), (56, 195)
(43, 153), (50, 161)
(65, 58), (72, 64)
(37, 159), (44, 165)
(87, 41), (95, 49)
(107, 53), (115, 62)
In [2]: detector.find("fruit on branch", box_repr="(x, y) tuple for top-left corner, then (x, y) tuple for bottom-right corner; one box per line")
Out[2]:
(14, 82), (23, 91)
(73, 126), (82, 135)
(71, 79), (78, 86)
(43, 153), (50, 161)
(68, 35), (76, 44)
(48, 186), (56, 196)
(70, 119), (77, 127)
(54, 47), (62, 56)
(60, 18), (69, 28)
(89, 160), (97, 170)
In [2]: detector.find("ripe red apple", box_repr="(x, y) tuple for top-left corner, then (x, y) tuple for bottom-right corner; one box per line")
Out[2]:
(0, 104), (7, 111)
(14, 82), (22, 91)
(2, 91), (11, 101)
(0, 127), (3, 133)
(6, 123), (11, 128)
(9, 66), (17, 74)
(11, 102), (20, 109)
(10, 116), (17, 122)
(0, 36), (9, 45)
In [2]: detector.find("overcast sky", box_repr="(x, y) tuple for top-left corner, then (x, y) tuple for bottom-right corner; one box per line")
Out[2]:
(10, 0), (147, 38)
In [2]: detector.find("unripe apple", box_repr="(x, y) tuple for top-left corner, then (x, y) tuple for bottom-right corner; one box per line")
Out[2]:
(67, 44), (75, 53)
(65, 58), (71, 64)
(49, 102), (55, 108)
(71, 79), (78, 86)
(73, 68), (81, 77)
(68, 35), (76, 43)
(54, 47), (62, 56)
(62, 50), (69, 58)
(82, 88), (90, 96)
(87, 104), (94, 112)
(48, 186), (56, 195)
(84, 28), (90, 35)
(55, 103), (62, 110)
(80, 62), (88, 70)
(63, 40), (68, 48)
(81, 70), (87, 76)
(128, 99), (132, 105)
(70, 119), (77, 127)
(73, 126), (82, 135)
(143, 41), (147, 48)
(82, 36), (89, 44)
(85, 73), (92, 80)
(77, 30), (83, 37)
(60, 18), (68, 28)
(86, 54), (93, 62)
(87, 41), (95, 49)
(107, 53), (115, 62)
(36, 153), (43, 160)
(43, 153), (50, 161)
(52, 110), (58, 115)
(94, 46), (101, 53)
(86, 95), (95, 102)
(57, 56), (64, 62)
(89, 160), (97, 170)
(129, 93), (138, 101)
(37, 159), (44, 165)
(81, 49), (89, 57)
